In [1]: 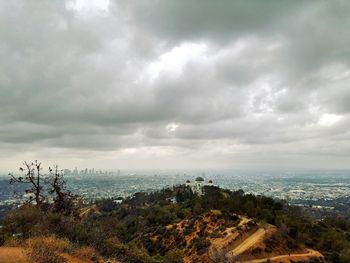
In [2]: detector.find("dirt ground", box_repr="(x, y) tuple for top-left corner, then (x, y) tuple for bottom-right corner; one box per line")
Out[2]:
(241, 249), (324, 263)
(0, 247), (93, 263)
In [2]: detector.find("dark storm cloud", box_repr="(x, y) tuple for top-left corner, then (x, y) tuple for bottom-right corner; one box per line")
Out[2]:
(0, 0), (350, 169)
(124, 0), (301, 42)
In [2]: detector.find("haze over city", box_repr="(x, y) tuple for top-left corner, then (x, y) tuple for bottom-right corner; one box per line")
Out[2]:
(1, 0), (350, 172)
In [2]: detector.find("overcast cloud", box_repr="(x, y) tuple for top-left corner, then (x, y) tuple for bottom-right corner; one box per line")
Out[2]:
(1, 0), (350, 171)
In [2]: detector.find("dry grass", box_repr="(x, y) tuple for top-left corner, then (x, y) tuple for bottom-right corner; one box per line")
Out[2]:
(3, 236), (24, 247)
(73, 246), (99, 261)
(25, 236), (73, 263)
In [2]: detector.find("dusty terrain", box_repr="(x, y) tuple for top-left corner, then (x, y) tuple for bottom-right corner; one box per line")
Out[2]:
(242, 249), (324, 263)
(0, 247), (93, 263)
(227, 228), (267, 258)
(0, 212), (324, 263)
(0, 247), (27, 263)
(163, 212), (325, 263)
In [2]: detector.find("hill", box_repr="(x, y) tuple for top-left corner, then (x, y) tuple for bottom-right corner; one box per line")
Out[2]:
(1, 182), (348, 262)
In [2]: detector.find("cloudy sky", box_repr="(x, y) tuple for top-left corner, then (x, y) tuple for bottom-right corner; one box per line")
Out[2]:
(1, 0), (350, 172)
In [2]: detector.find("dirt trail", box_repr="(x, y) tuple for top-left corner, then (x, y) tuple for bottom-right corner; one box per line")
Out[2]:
(208, 217), (252, 261)
(79, 205), (99, 219)
(226, 228), (266, 259)
(0, 247), (28, 263)
(0, 247), (93, 263)
(241, 249), (323, 263)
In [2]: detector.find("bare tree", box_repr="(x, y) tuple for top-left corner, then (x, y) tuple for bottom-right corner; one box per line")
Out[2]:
(47, 165), (78, 214)
(9, 160), (45, 205)
(48, 165), (66, 204)
(9, 161), (79, 214)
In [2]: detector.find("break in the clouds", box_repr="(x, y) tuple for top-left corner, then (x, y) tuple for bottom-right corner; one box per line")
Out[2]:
(1, 0), (350, 171)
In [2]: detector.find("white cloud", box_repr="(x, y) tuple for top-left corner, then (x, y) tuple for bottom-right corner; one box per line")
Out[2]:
(65, 0), (110, 17)
(166, 123), (179, 133)
(318, 113), (342, 127)
(146, 42), (208, 81)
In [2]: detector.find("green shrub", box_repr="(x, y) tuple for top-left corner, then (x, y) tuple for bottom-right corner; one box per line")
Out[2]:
(190, 237), (210, 254)
(163, 249), (184, 263)
(209, 231), (223, 238)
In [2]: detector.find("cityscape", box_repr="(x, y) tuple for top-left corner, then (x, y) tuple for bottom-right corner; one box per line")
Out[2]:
(2, 169), (350, 212)
(1, 0), (350, 262)
(63, 167), (118, 176)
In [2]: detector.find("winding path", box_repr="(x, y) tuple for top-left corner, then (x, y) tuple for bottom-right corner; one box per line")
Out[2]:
(241, 249), (323, 263)
(226, 228), (266, 259)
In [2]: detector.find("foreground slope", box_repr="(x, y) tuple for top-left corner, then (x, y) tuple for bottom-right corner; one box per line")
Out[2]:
(1, 183), (341, 262)
(148, 211), (324, 263)
(0, 247), (96, 263)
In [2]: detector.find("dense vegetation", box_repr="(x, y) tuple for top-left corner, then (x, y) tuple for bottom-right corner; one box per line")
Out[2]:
(1, 162), (350, 262)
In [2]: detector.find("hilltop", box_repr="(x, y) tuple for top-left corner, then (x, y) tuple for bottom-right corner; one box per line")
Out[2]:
(3, 180), (343, 262)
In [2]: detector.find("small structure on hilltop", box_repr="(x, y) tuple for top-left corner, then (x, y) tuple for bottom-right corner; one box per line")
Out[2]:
(185, 177), (213, 196)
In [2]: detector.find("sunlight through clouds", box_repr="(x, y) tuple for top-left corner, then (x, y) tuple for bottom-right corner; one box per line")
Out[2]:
(147, 42), (208, 81)
(65, 0), (110, 16)
(318, 113), (342, 127)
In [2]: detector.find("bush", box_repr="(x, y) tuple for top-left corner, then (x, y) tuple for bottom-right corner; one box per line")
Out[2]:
(209, 231), (223, 238)
(99, 237), (128, 258)
(73, 246), (99, 261)
(190, 237), (210, 254)
(25, 236), (72, 263)
(4, 205), (44, 237)
(4, 236), (24, 247)
(163, 249), (184, 263)
(99, 238), (156, 263)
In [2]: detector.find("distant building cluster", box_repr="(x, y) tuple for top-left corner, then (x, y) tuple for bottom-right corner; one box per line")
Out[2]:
(185, 177), (214, 196)
(63, 168), (119, 176)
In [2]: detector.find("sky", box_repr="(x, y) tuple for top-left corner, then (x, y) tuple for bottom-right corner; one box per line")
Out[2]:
(1, 0), (350, 172)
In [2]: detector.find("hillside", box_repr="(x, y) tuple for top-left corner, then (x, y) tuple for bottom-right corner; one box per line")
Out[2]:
(0, 212), (323, 263)
(1, 183), (348, 262)
(0, 246), (95, 263)
(143, 211), (323, 263)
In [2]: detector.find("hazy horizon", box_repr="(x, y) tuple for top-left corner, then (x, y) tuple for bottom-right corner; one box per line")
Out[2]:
(1, 1), (350, 171)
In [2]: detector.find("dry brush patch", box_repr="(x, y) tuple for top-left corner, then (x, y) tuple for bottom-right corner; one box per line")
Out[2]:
(73, 246), (99, 261)
(25, 236), (73, 263)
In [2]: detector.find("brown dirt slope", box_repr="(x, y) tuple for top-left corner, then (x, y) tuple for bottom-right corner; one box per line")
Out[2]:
(241, 249), (324, 263)
(227, 227), (266, 258)
(158, 212), (324, 263)
(0, 247), (94, 263)
(0, 247), (28, 263)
